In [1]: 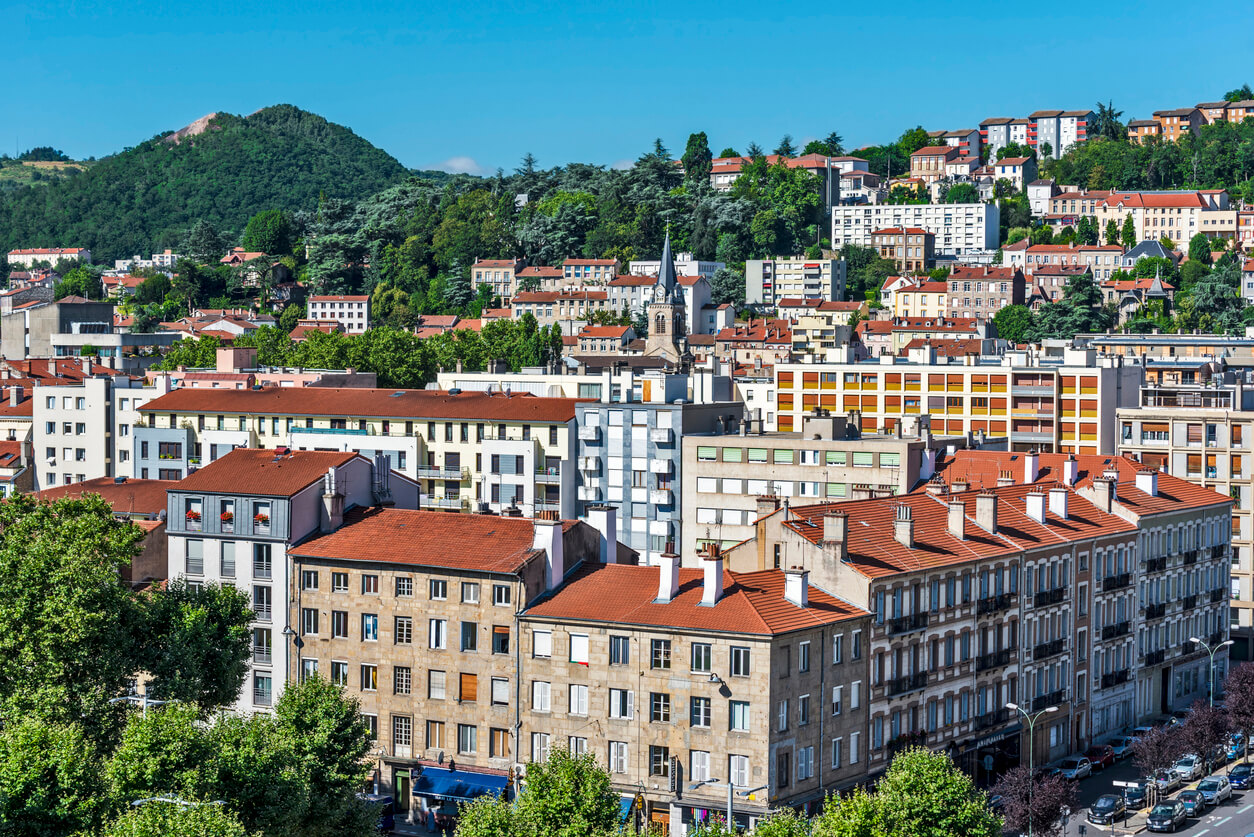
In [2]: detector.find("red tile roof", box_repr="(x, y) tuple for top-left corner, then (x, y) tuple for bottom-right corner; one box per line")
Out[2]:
(36, 477), (172, 515)
(871, 227), (931, 236)
(1104, 193), (1208, 209)
(176, 449), (359, 497)
(473, 259), (521, 268)
(579, 326), (631, 338)
(0, 441), (22, 469)
(524, 563), (868, 635)
(7, 248), (88, 256)
(138, 387), (584, 422)
(715, 319), (792, 345)
(608, 275), (656, 287)
(911, 145), (958, 157)
(998, 157), (1032, 165)
(901, 337), (986, 356)
(517, 266), (562, 278)
(512, 290), (608, 303)
(949, 265), (1022, 281)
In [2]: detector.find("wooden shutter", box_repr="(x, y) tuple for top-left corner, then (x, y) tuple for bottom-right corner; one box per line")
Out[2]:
(460, 673), (478, 702)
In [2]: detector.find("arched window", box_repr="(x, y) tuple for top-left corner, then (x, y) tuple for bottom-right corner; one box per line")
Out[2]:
(655, 313), (666, 335)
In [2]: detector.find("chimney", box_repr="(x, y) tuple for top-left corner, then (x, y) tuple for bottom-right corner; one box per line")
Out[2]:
(1024, 450), (1040, 483)
(756, 495), (781, 519)
(952, 478), (969, 493)
(947, 501), (966, 539)
(8, 385), (21, 407)
(996, 470), (1015, 488)
(784, 567), (809, 608)
(822, 510), (848, 556)
(1048, 487), (1069, 519)
(1062, 455), (1079, 487)
(655, 550), (680, 603)
(1135, 468), (1158, 498)
(1092, 477), (1115, 513)
(1026, 490), (1047, 524)
(893, 505), (914, 548)
(701, 553), (725, 606)
(975, 492), (998, 534)
(585, 505), (618, 563)
(533, 518), (565, 590)
(320, 467), (344, 533)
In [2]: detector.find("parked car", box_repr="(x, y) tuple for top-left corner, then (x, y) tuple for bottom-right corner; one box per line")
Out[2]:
(1147, 799), (1188, 832)
(1109, 735), (1136, 760)
(1228, 733), (1246, 761)
(1088, 794), (1127, 825)
(988, 794), (1004, 814)
(1124, 782), (1150, 810)
(1059, 756), (1093, 780)
(1131, 725), (1157, 741)
(357, 794), (395, 832)
(1085, 744), (1116, 770)
(1230, 763), (1254, 789)
(1150, 770), (1183, 794)
(1173, 754), (1204, 781)
(1198, 775), (1233, 805)
(1177, 789), (1207, 817)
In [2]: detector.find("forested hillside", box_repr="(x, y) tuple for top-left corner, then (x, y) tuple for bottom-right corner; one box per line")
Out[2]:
(0, 105), (410, 262)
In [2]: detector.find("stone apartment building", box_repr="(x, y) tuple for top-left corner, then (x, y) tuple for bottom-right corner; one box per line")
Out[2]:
(944, 265), (1026, 319)
(1001, 242), (1126, 282)
(511, 289), (613, 336)
(870, 228), (934, 274)
(519, 553), (871, 833)
(909, 146), (960, 184)
(471, 258), (526, 304)
(562, 259), (619, 284)
(164, 449), (420, 714)
(6, 247), (91, 268)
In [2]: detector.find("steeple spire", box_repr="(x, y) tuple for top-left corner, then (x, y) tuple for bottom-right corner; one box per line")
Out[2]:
(657, 223), (678, 301)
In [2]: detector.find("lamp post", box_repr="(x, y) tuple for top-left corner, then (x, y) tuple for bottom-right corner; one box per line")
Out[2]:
(1007, 701), (1059, 837)
(687, 779), (767, 833)
(1189, 636), (1234, 707)
(110, 692), (170, 718)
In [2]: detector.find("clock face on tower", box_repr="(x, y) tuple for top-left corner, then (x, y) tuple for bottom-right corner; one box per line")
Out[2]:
(653, 283), (667, 302)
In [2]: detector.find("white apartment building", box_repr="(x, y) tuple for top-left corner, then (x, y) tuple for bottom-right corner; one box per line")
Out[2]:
(6, 247), (91, 268)
(604, 274), (716, 336)
(307, 295), (370, 334)
(628, 252), (722, 279)
(744, 258), (848, 306)
(832, 204), (999, 256)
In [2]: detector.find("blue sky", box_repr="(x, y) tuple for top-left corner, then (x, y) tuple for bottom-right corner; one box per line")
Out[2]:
(4, 1), (1252, 174)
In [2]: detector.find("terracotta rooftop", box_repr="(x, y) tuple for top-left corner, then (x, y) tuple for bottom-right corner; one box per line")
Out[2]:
(524, 562), (868, 635)
(513, 290), (609, 303)
(176, 449), (359, 497)
(579, 326), (631, 338)
(36, 476), (172, 516)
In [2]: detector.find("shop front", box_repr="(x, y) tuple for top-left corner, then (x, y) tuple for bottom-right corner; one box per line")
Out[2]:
(385, 760), (510, 834)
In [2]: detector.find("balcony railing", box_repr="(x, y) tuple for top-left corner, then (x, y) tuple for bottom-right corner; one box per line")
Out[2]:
(425, 496), (465, 510)
(1101, 621), (1130, 641)
(886, 612), (929, 636)
(1034, 587), (1067, 607)
(1144, 602), (1167, 619)
(1211, 588), (1227, 603)
(1034, 638), (1065, 661)
(973, 708), (1012, 731)
(977, 592), (1015, 616)
(253, 646), (272, 666)
(1144, 649), (1165, 666)
(1212, 544), (1229, 560)
(1145, 556), (1167, 573)
(253, 688), (272, 707)
(885, 671), (929, 697)
(578, 426), (601, 442)
(1182, 549), (1199, 566)
(976, 648), (1013, 672)
(1101, 669), (1131, 689)
(1101, 573), (1131, 592)
(1032, 689), (1066, 712)
(649, 427), (673, 445)
(417, 466), (466, 480)
(254, 605), (272, 622)
(534, 468), (561, 484)
(290, 426), (368, 436)
(1209, 630), (1225, 647)
(1182, 595), (1198, 612)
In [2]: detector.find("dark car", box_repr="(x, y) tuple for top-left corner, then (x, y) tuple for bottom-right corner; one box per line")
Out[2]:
(1124, 783), (1150, 810)
(1230, 763), (1254, 789)
(357, 794), (395, 832)
(1085, 744), (1116, 770)
(1177, 789), (1207, 817)
(1088, 793), (1126, 825)
(1147, 799), (1188, 832)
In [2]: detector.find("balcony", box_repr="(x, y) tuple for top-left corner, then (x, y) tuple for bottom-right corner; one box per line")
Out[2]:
(1212, 588), (1228, 603)
(424, 496), (465, 510)
(649, 427), (673, 445)
(253, 646), (272, 666)
(253, 688), (272, 707)
(1032, 689), (1066, 712)
(976, 648), (1013, 672)
(1182, 640), (1198, 654)
(1144, 602), (1167, 620)
(649, 459), (673, 474)
(1182, 595), (1198, 612)
(649, 488), (673, 506)
(1034, 587), (1067, 607)
(1145, 556), (1167, 574)
(1182, 549), (1199, 566)
(534, 468), (561, 484)
(577, 486), (601, 502)
(1212, 544), (1229, 560)
(417, 466), (467, 480)
(974, 708), (1012, 731)
(1144, 649), (1165, 666)
(886, 612), (929, 636)
(885, 671), (929, 697)
(1034, 638), (1065, 661)
(290, 425), (367, 436)
(1101, 669), (1131, 689)
(1101, 621), (1130, 641)
(578, 426), (601, 443)
(578, 456), (600, 473)
(1101, 573), (1131, 592)
(977, 592), (1015, 616)
(254, 605), (272, 622)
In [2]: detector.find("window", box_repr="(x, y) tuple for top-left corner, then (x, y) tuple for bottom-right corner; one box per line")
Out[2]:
(650, 692), (671, 723)
(429, 619), (447, 649)
(569, 632), (589, 664)
(799, 641), (811, 673)
(691, 697), (711, 728)
(252, 543), (272, 579)
(691, 643), (712, 673)
(360, 664), (377, 691)
(532, 681), (552, 712)
(609, 741), (628, 773)
(609, 688), (634, 719)
(778, 699), (789, 731)
(490, 728), (510, 759)
(457, 724), (477, 754)
(649, 746), (670, 776)
(362, 614), (378, 642)
(833, 633), (844, 664)
(185, 539), (204, 575)
(798, 746), (814, 780)
(462, 582), (480, 603)
(301, 570), (318, 590)
(430, 579), (447, 600)
(731, 646), (750, 677)
(394, 666), (412, 695)
(461, 621), (478, 652)
(730, 754), (750, 787)
(392, 716), (412, 750)
(395, 617), (412, 645)
(459, 672), (477, 702)
(832, 685), (843, 716)
(530, 733), (551, 763)
(610, 635), (629, 665)
(492, 625), (510, 655)
(332, 572), (348, 592)
(331, 661), (348, 686)
(730, 701), (750, 732)
(651, 639), (672, 669)
(799, 695), (811, 725)
(850, 731), (860, 764)
(832, 738), (843, 769)
(301, 607), (319, 635)
(395, 576), (413, 597)
(301, 658), (318, 682)
(361, 574), (379, 594)
(493, 584), (511, 606)
(852, 630), (862, 659)
(331, 611), (348, 638)
(428, 670), (446, 700)
(533, 630), (552, 658)
(776, 751), (791, 787)
(691, 750), (711, 782)
(569, 684), (589, 715)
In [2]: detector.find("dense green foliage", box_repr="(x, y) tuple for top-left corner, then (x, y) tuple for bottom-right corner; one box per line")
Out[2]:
(0, 105), (410, 262)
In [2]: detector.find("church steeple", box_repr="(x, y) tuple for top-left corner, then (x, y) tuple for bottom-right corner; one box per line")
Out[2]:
(655, 225), (678, 303)
(644, 224), (685, 364)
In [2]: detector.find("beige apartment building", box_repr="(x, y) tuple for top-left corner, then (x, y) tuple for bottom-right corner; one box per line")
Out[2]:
(909, 146), (960, 184)
(471, 258), (526, 303)
(871, 228), (934, 274)
(510, 289), (613, 335)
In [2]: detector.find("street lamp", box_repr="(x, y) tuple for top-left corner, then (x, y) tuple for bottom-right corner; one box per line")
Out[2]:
(110, 692), (170, 718)
(1007, 701), (1058, 837)
(1189, 636), (1234, 707)
(688, 778), (765, 833)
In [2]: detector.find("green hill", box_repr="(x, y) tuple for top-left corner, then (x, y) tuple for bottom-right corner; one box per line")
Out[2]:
(0, 105), (410, 263)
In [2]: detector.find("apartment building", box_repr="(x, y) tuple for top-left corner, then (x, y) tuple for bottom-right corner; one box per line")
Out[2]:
(832, 203), (999, 256)
(909, 147), (960, 184)
(471, 259), (526, 304)
(871, 228), (934, 274)
(520, 554), (871, 833)
(1127, 120), (1161, 143)
(516, 265), (564, 292)
(576, 326), (637, 355)
(6, 247), (91, 268)
(979, 118), (1030, 161)
(1002, 242), (1126, 281)
(1151, 109), (1203, 142)
(680, 411), (1003, 557)
(287, 507), (621, 824)
(134, 387), (582, 518)
(857, 317), (987, 358)
(941, 129), (981, 158)
(714, 319), (792, 368)
(629, 253), (722, 280)
(709, 154), (842, 208)
(164, 449), (420, 714)
(307, 295), (370, 334)
(744, 259), (847, 307)
(992, 157), (1038, 191)
(562, 258), (619, 284)
(1081, 191), (1236, 246)
(1028, 110), (1092, 158)
(945, 266), (1026, 318)
(1046, 190), (1113, 225)
(892, 281), (948, 318)
(574, 382), (744, 566)
(511, 289), (613, 335)
(1229, 100), (1254, 123)
(773, 345), (1142, 455)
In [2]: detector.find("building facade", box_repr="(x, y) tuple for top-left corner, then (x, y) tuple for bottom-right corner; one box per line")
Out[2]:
(831, 204), (999, 256)
(744, 259), (847, 307)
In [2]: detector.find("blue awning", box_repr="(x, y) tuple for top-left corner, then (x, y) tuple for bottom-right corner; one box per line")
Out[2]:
(619, 796), (634, 823)
(413, 768), (509, 803)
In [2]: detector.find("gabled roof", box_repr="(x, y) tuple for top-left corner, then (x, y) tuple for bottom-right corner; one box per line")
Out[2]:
(998, 157), (1033, 165)
(36, 477), (172, 516)
(517, 265), (562, 277)
(524, 563), (867, 635)
(176, 449), (360, 497)
(579, 326), (631, 338)
(608, 275), (656, 287)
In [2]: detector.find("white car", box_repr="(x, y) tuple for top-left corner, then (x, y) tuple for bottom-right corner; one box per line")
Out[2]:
(1108, 735), (1136, 759)
(1059, 757), (1093, 780)
(1174, 754), (1204, 782)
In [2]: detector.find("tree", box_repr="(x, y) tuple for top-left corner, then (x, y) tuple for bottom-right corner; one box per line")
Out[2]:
(945, 183), (980, 204)
(753, 808), (812, 837)
(1226, 85), (1254, 103)
(1093, 101), (1126, 141)
(993, 304), (1034, 343)
(745, 141), (764, 159)
(54, 265), (104, 300)
(1121, 213), (1137, 247)
(991, 766), (1076, 837)
(279, 302), (304, 332)
(1188, 232), (1214, 265)
(1132, 725), (1187, 802)
(183, 219), (229, 263)
(104, 801), (250, 837)
(0, 718), (106, 837)
(1030, 225), (1054, 246)
(682, 132), (714, 187)
(717, 147), (738, 159)
(710, 267), (745, 307)
(1182, 700), (1231, 772)
(1226, 663), (1254, 762)
(455, 750), (621, 837)
(135, 274), (172, 304)
(240, 209), (292, 256)
(775, 134), (797, 157)
(1106, 218), (1121, 245)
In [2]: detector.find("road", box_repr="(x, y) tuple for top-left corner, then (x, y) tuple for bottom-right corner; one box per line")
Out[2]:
(1046, 755), (1254, 837)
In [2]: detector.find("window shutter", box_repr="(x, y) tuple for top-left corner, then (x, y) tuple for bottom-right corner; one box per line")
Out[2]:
(460, 673), (477, 702)
(626, 690), (634, 719)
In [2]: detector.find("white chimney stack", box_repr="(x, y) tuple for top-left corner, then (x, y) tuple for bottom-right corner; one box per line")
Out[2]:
(1026, 491), (1047, 524)
(976, 493), (998, 534)
(701, 553), (725, 606)
(656, 551), (680, 603)
(1024, 450), (1040, 483)
(893, 505), (914, 548)
(533, 518), (565, 590)
(1135, 469), (1158, 497)
(585, 504), (618, 563)
(947, 501), (966, 540)
(1062, 455), (1079, 487)
(1048, 487), (1069, 520)
(784, 568), (808, 608)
